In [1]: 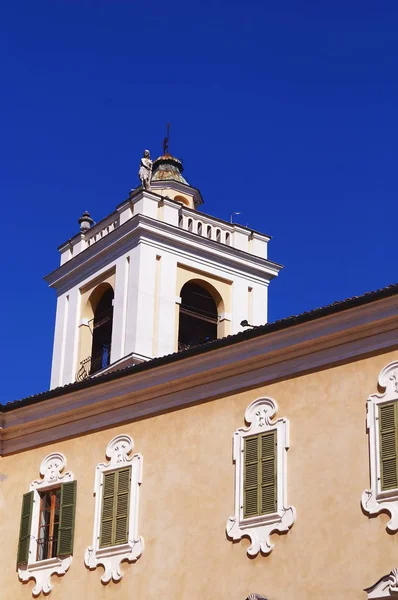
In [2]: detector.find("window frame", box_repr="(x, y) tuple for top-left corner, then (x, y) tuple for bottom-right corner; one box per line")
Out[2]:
(17, 452), (75, 597)
(361, 361), (398, 531)
(36, 487), (61, 561)
(226, 397), (296, 557)
(84, 434), (143, 583)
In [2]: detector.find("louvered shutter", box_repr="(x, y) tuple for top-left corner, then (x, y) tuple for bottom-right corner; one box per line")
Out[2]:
(379, 403), (398, 490)
(57, 480), (77, 556)
(114, 468), (131, 545)
(244, 436), (259, 518)
(17, 491), (34, 565)
(100, 471), (116, 547)
(261, 431), (277, 514)
(100, 468), (131, 548)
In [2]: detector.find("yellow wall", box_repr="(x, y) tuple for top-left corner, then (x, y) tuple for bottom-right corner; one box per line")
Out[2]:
(1, 349), (398, 599)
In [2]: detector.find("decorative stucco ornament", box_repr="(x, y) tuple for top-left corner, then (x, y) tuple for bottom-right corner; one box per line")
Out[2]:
(361, 361), (398, 532)
(18, 453), (74, 597)
(226, 397), (296, 557)
(84, 434), (144, 583)
(246, 594), (269, 600)
(138, 149), (152, 190)
(365, 568), (398, 598)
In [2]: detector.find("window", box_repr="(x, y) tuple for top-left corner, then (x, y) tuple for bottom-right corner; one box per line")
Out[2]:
(226, 397), (295, 557)
(17, 453), (76, 597)
(361, 361), (398, 532)
(379, 403), (398, 491)
(178, 282), (218, 351)
(84, 434), (143, 583)
(90, 286), (114, 375)
(37, 489), (61, 560)
(243, 432), (276, 519)
(100, 468), (131, 548)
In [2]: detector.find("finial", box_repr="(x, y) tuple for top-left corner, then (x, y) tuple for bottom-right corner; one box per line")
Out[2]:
(163, 123), (170, 155)
(78, 210), (94, 232)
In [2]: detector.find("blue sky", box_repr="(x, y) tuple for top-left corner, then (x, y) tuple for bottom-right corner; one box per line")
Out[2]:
(0, 1), (397, 402)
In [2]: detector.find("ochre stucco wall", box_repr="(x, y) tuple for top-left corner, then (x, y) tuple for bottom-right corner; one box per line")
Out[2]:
(1, 348), (398, 599)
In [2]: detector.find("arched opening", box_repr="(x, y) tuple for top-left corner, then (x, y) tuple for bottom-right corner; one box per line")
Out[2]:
(207, 225), (212, 239)
(216, 228), (221, 242)
(90, 286), (114, 374)
(197, 222), (202, 235)
(178, 282), (218, 351)
(188, 218), (193, 232)
(174, 194), (190, 207)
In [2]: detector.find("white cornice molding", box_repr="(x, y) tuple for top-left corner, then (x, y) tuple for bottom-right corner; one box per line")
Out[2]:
(84, 434), (143, 583)
(18, 453), (74, 597)
(226, 398), (295, 556)
(361, 361), (398, 531)
(1, 296), (397, 455)
(45, 214), (280, 292)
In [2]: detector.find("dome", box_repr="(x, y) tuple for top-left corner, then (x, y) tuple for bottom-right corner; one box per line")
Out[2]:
(151, 154), (189, 185)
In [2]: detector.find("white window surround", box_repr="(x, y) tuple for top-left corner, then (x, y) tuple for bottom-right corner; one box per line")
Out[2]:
(361, 361), (398, 531)
(84, 434), (144, 583)
(226, 397), (296, 557)
(18, 452), (74, 597)
(365, 568), (398, 598)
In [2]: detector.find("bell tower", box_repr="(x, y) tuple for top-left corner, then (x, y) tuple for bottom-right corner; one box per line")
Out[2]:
(45, 146), (282, 389)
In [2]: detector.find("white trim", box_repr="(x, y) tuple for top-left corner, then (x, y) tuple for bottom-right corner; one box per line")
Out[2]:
(18, 453), (74, 597)
(84, 434), (144, 583)
(361, 361), (398, 531)
(365, 568), (398, 598)
(226, 397), (295, 556)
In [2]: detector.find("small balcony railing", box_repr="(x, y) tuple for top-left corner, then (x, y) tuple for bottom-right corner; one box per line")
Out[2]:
(36, 535), (58, 561)
(76, 344), (111, 382)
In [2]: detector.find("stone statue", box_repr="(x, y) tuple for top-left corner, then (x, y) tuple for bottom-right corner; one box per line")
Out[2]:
(138, 149), (152, 190)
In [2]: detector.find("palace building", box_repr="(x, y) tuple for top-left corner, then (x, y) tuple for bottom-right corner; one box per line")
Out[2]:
(0, 146), (397, 600)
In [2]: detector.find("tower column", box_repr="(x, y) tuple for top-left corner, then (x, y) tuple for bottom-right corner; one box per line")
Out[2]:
(124, 243), (158, 360)
(156, 253), (178, 357)
(50, 293), (69, 389)
(110, 255), (130, 363)
(232, 279), (250, 334)
(61, 287), (81, 386)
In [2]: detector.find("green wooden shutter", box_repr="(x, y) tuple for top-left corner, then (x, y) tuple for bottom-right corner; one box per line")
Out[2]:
(244, 436), (260, 518)
(114, 468), (131, 545)
(57, 480), (77, 556)
(17, 491), (34, 566)
(261, 431), (277, 514)
(100, 471), (116, 547)
(243, 432), (277, 518)
(100, 467), (131, 548)
(380, 403), (398, 490)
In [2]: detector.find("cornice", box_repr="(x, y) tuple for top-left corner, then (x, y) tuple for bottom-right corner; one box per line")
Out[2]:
(45, 214), (281, 293)
(1, 295), (397, 455)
